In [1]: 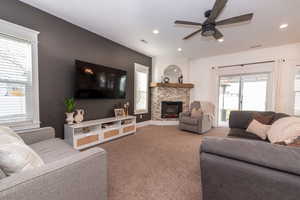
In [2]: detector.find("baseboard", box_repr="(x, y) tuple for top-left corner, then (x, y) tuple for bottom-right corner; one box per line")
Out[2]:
(136, 120), (179, 127)
(150, 120), (179, 126)
(136, 120), (152, 128)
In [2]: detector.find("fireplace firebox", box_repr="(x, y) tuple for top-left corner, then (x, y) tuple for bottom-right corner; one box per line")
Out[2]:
(161, 101), (183, 119)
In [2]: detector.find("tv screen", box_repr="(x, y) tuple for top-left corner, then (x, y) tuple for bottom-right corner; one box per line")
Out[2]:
(75, 60), (127, 99)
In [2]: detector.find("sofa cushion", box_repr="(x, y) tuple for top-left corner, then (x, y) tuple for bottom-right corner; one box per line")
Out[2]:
(228, 128), (264, 141)
(201, 137), (300, 176)
(229, 111), (275, 129)
(180, 116), (199, 125)
(30, 138), (79, 164)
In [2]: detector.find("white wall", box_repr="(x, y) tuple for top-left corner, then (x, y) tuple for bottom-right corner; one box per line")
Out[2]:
(189, 43), (300, 114)
(152, 55), (190, 83)
(189, 43), (300, 101)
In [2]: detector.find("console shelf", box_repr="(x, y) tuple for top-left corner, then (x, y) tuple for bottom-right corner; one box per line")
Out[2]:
(64, 116), (136, 150)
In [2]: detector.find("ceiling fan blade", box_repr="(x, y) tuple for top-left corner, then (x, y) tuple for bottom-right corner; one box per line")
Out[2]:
(213, 28), (223, 40)
(207, 0), (228, 23)
(183, 29), (202, 40)
(216, 13), (254, 26)
(175, 20), (202, 26)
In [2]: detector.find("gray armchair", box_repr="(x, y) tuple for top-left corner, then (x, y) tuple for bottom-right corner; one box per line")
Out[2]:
(179, 101), (214, 134)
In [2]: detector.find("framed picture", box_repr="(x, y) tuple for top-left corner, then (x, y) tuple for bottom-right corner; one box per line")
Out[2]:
(114, 108), (125, 118)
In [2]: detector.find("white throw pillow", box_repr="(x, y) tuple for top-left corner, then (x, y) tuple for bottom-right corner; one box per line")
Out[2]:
(246, 119), (271, 140)
(0, 126), (24, 143)
(0, 142), (44, 176)
(267, 117), (300, 144)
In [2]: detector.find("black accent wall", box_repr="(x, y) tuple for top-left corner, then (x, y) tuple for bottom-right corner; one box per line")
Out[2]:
(0, 0), (152, 138)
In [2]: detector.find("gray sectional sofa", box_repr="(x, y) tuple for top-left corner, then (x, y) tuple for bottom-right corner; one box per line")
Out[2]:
(200, 111), (300, 200)
(0, 127), (107, 200)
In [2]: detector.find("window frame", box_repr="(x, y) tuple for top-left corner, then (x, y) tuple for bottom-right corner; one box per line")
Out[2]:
(134, 63), (149, 115)
(0, 19), (40, 130)
(294, 67), (300, 116)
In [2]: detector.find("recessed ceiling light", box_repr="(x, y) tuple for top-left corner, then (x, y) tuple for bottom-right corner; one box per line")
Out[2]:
(218, 38), (224, 42)
(177, 48), (182, 52)
(152, 29), (160, 34)
(280, 24), (288, 29)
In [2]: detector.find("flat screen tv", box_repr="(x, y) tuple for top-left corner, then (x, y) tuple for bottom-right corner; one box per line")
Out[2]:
(75, 60), (127, 99)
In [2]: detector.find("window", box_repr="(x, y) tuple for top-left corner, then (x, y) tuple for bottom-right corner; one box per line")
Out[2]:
(0, 19), (39, 130)
(134, 63), (149, 114)
(294, 68), (300, 116)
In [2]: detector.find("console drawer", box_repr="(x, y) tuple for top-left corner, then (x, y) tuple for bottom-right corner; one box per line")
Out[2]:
(123, 125), (135, 133)
(104, 129), (119, 139)
(77, 135), (99, 147)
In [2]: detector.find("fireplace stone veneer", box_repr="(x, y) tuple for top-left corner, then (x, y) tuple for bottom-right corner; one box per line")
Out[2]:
(151, 86), (191, 121)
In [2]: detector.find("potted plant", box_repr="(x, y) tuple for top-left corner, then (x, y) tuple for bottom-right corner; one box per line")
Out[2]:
(64, 98), (76, 124)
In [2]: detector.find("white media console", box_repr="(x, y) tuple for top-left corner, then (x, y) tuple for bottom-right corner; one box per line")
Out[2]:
(64, 116), (136, 150)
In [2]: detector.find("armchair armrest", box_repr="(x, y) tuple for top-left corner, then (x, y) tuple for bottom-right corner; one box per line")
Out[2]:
(201, 137), (300, 176)
(17, 127), (55, 145)
(0, 147), (107, 200)
(179, 111), (191, 119)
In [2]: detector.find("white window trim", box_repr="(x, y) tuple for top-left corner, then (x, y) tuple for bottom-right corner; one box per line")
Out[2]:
(0, 19), (40, 130)
(134, 63), (149, 115)
(294, 66), (300, 116)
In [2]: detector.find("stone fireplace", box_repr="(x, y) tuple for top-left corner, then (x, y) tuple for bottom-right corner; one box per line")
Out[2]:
(151, 83), (194, 121)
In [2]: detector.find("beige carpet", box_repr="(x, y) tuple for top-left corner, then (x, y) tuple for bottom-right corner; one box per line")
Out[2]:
(99, 125), (228, 200)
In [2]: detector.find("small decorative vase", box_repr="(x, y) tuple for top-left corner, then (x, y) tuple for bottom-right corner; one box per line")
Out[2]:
(74, 109), (85, 124)
(65, 112), (74, 124)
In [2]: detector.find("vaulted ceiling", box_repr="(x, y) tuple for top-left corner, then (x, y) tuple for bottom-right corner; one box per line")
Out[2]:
(19, 0), (300, 59)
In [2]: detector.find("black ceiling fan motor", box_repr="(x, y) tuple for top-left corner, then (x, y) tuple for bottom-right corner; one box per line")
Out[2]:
(202, 23), (216, 36)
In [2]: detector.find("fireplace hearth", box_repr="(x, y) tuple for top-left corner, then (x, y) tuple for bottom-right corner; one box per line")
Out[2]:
(161, 101), (183, 119)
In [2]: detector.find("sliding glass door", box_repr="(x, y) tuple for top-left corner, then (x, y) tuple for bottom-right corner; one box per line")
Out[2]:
(218, 73), (270, 126)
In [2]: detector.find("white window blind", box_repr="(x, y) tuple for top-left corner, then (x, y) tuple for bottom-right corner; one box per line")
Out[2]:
(134, 63), (149, 114)
(0, 34), (34, 124)
(294, 68), (300, 116)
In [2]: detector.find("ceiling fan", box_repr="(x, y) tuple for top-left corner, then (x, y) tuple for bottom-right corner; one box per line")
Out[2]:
(174, 0), (254, 41)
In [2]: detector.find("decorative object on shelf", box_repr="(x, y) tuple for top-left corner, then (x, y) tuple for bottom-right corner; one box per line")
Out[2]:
(64, 98), (76, 124)
(82, 127), (90, 133)
(123, 102), (130, 116)
(164, 65), (183, 83)
(178, 75), (183, 84)
(74, 109), (85, 124)
(114, 108), (125, 118)
(163, 77), (170, 83)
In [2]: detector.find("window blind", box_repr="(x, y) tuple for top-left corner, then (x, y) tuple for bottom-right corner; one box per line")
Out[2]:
(134, 64), (149, 114)
(0, 34), (33, 123)
(295, 68), (300, 116)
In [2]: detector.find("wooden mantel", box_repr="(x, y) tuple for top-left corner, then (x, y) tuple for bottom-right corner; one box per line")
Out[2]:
(150, 82), (194, 88)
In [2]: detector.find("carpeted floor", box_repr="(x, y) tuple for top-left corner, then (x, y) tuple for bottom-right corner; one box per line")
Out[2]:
(99, 125), (228, 200)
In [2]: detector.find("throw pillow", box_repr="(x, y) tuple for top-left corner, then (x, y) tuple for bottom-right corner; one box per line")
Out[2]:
(252, 113), (274, 125)
(191, 108), (203, 118)
(246, 119), (271, 140)
(267, 117), (300, 144)
(0, 126), (24, 143)
(0, 142), (44, 176)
